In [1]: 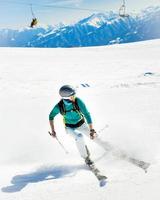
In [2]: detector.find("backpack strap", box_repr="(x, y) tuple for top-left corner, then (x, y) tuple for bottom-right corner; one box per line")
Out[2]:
(73, 98), (84, 119)
(74, 97), (81, 112)
(58, 99), (66, 115)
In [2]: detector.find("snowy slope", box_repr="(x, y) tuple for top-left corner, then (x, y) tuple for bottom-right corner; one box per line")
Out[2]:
(0, 6), (160, 47)
(0, 39), (160, 200)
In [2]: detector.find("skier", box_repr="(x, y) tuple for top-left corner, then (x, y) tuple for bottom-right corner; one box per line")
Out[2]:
(49, 85), (97, 166)
(30, 18), (38, 28)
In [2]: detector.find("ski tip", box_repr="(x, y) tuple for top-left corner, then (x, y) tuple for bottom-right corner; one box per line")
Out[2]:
(143, 163), (151, 173)
(99, 179), (107, 187)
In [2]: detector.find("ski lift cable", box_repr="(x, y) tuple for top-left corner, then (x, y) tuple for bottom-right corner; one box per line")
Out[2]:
(30, 4), (36, 18)
(2, 0), (107, 13)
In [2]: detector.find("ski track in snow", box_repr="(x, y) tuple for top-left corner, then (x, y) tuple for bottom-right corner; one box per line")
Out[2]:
(0, 39), (160, 200)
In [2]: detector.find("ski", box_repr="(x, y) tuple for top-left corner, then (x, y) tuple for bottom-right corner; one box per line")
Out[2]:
(127, 157), (150, 173)
(94, 137), (150, 172)
(86, 163), (107, 187)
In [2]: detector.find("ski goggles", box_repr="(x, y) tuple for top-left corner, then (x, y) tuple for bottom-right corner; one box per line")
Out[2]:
(62, 96), (71, 99)
(62, 95), (75, 100)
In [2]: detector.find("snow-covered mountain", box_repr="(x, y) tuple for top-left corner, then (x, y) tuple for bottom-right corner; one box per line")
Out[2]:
(0, 6), (160, 47)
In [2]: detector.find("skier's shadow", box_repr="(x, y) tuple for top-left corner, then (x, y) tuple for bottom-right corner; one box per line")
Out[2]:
(1, 164), (86, 193)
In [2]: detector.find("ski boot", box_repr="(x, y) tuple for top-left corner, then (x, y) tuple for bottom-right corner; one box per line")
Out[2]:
(84, 145), (94, 166)
(85, 156), (94, 166)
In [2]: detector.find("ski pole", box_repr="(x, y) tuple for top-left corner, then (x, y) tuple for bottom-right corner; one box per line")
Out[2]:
(55, 136), (69, 154)
(97, 124), (109, 135)
(48, 132), (69, 154)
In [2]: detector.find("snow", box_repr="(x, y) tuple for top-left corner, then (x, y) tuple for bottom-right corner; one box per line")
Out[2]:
(84, 13), (110, 28)
(0, 39), (160, 199)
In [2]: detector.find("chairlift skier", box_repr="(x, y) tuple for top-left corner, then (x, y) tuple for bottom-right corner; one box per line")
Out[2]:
(30, 4), (38, 28)
(30, 18), (38, 28)
(119, 0), (129, 17)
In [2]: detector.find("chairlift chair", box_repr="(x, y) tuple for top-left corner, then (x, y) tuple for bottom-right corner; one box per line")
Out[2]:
(30, 18), (38, 28)
(119, 0), (129, 17)
(30, 4), (38, 28)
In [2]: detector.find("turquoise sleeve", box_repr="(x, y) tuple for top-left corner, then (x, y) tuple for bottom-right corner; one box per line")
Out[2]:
(77, 98), (92, 124)
(49, 104), (60, 120)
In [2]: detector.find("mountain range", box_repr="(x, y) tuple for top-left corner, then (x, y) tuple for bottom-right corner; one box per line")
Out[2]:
(0, 6), (160, 47)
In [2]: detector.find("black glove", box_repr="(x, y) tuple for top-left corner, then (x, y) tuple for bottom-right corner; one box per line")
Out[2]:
(90, 129), (97, 139)
(49, 130), (56, 137)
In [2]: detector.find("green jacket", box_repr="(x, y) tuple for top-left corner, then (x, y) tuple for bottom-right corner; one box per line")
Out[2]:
(49, 97), (92, 125)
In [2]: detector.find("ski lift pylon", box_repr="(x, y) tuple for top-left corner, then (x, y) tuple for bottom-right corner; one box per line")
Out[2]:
(119, 0), (129, 17)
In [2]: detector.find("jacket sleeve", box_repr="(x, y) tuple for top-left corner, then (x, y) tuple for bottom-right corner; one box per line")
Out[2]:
(76, 98), (92, 124)
(49, 104), (60, 120)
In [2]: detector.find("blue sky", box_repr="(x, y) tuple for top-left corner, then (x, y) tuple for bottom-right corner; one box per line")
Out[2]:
(0, 0), (159, 28)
